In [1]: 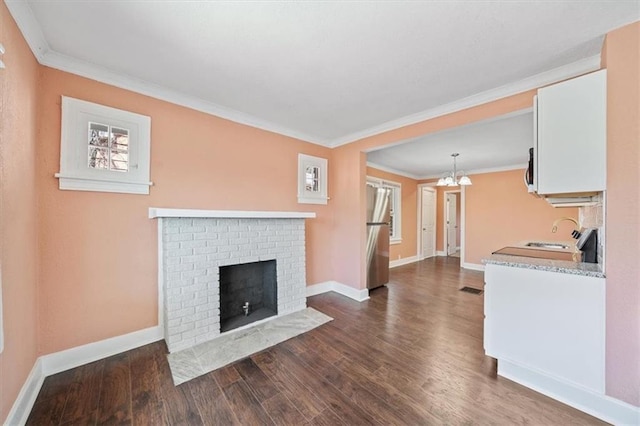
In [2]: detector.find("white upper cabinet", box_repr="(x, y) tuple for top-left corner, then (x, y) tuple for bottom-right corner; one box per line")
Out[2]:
(535, 70), (606, 195)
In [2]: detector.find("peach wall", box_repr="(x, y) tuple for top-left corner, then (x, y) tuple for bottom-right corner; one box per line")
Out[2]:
(330, 23), (640, 406)
(333, 91), (537, 288)
(463, 170), (578, 264)
(423, 171), (577, 262)
(2, 9), (637, 417)
(330, 150), (366, 288)
(0, 4), (40, 422)
(36, 68), (334, 354)
(603, 22), (640, 406)
(366, 167), (418, 261)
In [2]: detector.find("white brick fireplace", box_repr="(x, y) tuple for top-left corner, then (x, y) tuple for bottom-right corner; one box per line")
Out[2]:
(149, 208), (316, 353)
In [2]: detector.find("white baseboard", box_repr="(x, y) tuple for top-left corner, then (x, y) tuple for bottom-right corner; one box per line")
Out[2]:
(4, 358), (45, 426)
(306, 281), (370, 302)
(436, 250), (447, 256)
(461, 262), (485, 272)
(6, 326), (163, 424)
(41, 325), (163, 375)
(390, 255), (419, 268)
(305, 281), (334, 298)
(499, 360), (640, 425)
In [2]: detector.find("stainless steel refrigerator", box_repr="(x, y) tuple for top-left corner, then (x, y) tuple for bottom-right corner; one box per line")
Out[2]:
(366, 185), (391, 289)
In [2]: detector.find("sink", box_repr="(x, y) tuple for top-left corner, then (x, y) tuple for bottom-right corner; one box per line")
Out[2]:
(493, 246), (576, 261)
(525, 242), (570, 250)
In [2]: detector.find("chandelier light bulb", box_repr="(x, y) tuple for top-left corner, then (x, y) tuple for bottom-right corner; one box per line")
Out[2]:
(435, 153), (472, 186)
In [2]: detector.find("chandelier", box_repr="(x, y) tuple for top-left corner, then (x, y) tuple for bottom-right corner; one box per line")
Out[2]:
(436, 153), (472, 186)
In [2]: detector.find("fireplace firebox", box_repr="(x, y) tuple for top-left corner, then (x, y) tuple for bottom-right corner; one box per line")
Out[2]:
(219, 260), (278, 332)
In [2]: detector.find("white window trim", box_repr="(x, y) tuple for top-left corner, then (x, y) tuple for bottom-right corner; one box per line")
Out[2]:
(55, 96), (152, 194)
(298, 153), (328, 204)
(367, 176), (402, 243)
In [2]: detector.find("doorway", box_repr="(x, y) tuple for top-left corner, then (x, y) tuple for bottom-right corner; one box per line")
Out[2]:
(444, 190), (461, 258)
(418, 186), (436, 259)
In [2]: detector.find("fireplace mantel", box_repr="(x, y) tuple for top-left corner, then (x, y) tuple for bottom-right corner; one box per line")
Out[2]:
(149, 207), (316, 219)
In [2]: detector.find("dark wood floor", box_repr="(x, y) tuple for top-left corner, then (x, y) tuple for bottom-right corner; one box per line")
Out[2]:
(27, 257), (605, 425)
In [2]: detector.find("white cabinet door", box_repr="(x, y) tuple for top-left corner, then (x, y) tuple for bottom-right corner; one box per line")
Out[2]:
(536, 70), (606, 195)
(484, 264), (605, 393)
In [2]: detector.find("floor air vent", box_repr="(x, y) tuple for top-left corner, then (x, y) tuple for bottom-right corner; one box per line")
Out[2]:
(460, 286), (483, 295)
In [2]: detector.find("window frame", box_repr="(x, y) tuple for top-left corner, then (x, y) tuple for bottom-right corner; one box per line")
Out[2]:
(55, 96), (152, 194)
(297, 153), (328, 204)
(366, 176), (402, 244)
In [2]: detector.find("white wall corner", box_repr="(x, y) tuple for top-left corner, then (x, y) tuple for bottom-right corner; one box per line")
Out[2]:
(305, 281), (334, 298)
(306, 281), (370, 302)
(4, 358), (45, 426)
(332, 281), (370, 302)
(436, 251), (447, 256)
(390, 255), (419, 268)
(461, 262), (485, 272)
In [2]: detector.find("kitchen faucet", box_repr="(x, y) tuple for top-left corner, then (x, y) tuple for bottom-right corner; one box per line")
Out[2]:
(551, 217), (582, 240)
(551, 217), (579, 233)
(551, 216), (584, 261)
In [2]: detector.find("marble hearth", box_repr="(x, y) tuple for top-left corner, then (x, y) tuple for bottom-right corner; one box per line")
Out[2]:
(149, 208), (316, 353)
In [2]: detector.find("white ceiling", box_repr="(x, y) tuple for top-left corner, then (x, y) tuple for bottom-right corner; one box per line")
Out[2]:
(367, 111), (533, 179)
(7, 1), (640, 147)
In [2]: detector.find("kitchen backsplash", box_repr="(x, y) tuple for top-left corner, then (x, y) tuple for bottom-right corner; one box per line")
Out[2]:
(579, 192), (605, 267)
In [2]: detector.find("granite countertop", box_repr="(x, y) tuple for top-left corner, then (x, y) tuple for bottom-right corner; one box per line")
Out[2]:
(482, 240), (605, 278)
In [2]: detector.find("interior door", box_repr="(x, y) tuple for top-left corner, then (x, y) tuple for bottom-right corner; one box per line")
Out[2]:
(446, 193), (458, 255)
(421, 188), (435, 259)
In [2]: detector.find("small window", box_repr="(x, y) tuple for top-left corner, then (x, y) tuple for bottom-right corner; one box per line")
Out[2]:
(298, 154), (328, 204)
(305, 165), (320, 192)
(88, 122), (129, 172)
(367, 177), (402, 243)
(56, 96), (152, 194)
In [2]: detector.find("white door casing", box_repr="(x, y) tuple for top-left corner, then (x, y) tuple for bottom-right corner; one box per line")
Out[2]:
(446, 193), (458, 255)
(421, 187), (436, 259)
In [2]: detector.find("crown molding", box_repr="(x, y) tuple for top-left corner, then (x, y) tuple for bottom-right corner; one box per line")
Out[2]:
(41, 50), (328, 146)
(466, 163), (527, 176)
(366, 162), (422, 180)
(368, 162), (526, 181)
(4, 0), (49, 60)
(328, 54), (601, 148)
(419, 163), (527, 180)
(4, 0), (329, 147)
(6, 0), (601, 150)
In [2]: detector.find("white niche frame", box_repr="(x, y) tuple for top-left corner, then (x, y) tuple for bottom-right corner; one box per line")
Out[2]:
(297, 153), (328, 205)
(55, 96), (152, 195)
